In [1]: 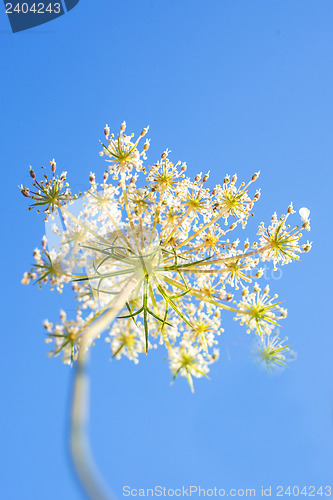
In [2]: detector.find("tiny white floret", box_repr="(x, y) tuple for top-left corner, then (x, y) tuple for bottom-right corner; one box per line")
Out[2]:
(299, 207), (310, 222)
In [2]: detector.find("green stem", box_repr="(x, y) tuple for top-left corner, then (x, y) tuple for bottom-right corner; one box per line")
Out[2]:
(163, 207), (192, 245)
(174, 208), (228, 249)
(158, 274), (241, 313)
(175, 245), (271, 269)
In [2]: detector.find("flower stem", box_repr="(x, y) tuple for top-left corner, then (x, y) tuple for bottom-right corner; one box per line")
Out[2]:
(70, 352), (115, 500)
(59, 204), (110, 246)
(70, 275), (139, 500)
(174, 209), (228, 249)
(163, 207), (192, 245)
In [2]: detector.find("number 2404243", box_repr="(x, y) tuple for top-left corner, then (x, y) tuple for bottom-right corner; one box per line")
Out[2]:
(5, 3), (61, 14)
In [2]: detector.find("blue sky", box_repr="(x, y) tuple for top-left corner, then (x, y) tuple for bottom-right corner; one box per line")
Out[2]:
(1, 1), (333, 498)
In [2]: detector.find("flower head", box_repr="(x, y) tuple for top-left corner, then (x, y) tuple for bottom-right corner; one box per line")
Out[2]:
(99, 122), (149, 178)
(19, 162), (76, 215)
(235, 284), (283, 337)
(254, 332), (296, 371)
(21, 123), (311, 390)
(257, 207), (308, 268)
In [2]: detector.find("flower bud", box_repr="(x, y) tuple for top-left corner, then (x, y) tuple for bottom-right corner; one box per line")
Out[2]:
(202, 173), (209, 183)
(42, 235), (47, 250)
(21, 187), (30, 197)
(143, 139), (150, 151)
(302, 242), (312, 252)
(104, 124), (110, 137)
(21, 272), (30, 285)
(253, 190), (261, 201)
(140, 127), (149, 137)
(302, 221), (310, 231)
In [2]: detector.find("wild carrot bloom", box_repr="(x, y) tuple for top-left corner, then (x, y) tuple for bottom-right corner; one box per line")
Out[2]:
(20, 123), (311, 391)
(254, 332), (296, 371)
(257, 204), (310, 269)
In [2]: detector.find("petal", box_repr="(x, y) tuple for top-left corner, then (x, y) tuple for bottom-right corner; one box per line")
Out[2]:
(299, 207), (310, 222)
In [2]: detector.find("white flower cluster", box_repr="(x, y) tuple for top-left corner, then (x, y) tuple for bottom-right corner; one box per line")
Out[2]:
(20, 123), (312, 390)
(254, 332), (296, 371)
